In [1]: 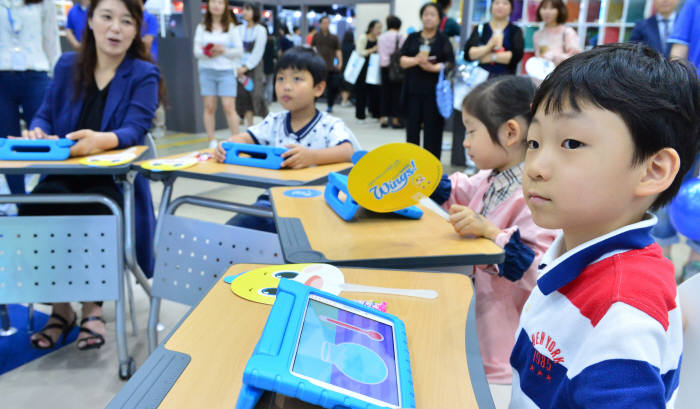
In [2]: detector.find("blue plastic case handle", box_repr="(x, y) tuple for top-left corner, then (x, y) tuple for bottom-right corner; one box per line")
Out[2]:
(324, 172), (360, 221)
(0, 139), (74, 161)
(222, 142), (287, 169)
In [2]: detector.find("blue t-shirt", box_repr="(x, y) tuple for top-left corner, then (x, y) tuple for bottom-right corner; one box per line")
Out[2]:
(669, 0), (700, 75)
(141, 11), (159, 62)
(66, 5), (89, 42)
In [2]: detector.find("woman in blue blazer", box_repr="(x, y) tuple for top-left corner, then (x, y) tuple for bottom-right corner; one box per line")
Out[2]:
(16, 0), (160, 351)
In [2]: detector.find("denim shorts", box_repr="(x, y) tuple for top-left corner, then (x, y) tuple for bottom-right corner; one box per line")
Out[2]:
(199, 68), (237, 97)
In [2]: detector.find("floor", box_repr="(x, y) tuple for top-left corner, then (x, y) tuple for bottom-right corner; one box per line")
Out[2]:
(0, 101), (692, 409)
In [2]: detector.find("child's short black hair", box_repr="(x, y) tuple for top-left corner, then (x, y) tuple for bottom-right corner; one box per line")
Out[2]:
(532, 43), (700, 210)
(275, 46), (327, 85)
(462, 75), (536, 147)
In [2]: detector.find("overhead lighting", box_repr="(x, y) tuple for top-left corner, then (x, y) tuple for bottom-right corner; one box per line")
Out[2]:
(308, 11), (316, 18)
(293, 10), (301, 18)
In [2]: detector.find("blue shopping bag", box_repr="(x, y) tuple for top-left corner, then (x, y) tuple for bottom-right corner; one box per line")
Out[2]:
(436, 65), (453, 119)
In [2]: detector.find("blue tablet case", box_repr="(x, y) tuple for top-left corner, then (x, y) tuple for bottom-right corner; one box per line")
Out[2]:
(222, 142), (287, 169)
(324, 172), (423, 222)
(236, 279), (415, 409)
(0, 139), (74, 161)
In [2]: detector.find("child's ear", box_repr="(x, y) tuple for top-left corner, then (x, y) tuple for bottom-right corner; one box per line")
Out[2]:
(501, 119), (522, 148)
(314, 81), (326, 98)
(635, 148), (680, 199)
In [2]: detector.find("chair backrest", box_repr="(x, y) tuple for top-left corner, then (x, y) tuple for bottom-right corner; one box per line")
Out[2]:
(676, 274), (700, 408)
(151, 214), (284, 306)
(0, 215), (120, 303)
(142, 132), (158, 161)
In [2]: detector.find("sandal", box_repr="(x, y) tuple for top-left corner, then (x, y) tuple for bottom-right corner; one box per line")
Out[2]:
(77, 316), (106, 350)
(30, 312), (76, 350)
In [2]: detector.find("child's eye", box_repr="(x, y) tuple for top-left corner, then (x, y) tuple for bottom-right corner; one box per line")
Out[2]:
(276, 76), (284, 82)
(294, 76), (302, 82)
(562, 139), (583, 149)
(527, 140), (539, 149)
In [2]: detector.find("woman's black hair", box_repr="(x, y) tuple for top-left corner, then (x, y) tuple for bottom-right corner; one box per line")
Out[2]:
(536, 0), (568, 24)
(276, 46), (327, 85)
(436, 0), (452, 11)
(366, 20), (381, 34)
(531, 43), (700, 210)
(386, 15), (402, 30)
(243, 2), (261, 24)
(462, 76), (536, 146)
(419, 2), (443, 19)
(491, 0), (514, 13)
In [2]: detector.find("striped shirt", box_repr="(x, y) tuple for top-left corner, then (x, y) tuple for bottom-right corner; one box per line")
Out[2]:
(510, 214), (682, 408)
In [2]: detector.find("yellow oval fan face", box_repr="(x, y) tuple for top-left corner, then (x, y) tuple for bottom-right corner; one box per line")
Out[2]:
(348, 143), (442, 213)
(230, 264), (344, 304)
(79, 148), (139, 167)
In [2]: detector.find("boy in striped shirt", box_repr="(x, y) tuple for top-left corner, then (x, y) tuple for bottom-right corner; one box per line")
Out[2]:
(511, 43), (700, 408)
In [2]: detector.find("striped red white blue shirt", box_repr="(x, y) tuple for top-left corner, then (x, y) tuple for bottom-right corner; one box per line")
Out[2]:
(510, 214), (682, 408)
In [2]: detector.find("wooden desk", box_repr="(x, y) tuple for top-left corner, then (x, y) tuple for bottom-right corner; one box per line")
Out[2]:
(0, 146), (148, 176)
(135, 149), (352, 188)
(269, 186), (504, 269)
(107, 264), (494, 409)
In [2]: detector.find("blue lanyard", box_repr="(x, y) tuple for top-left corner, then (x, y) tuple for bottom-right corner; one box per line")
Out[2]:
(7, 8), (20, 36)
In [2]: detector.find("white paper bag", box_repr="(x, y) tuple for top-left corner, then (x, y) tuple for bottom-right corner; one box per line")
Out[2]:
(343, 51), (365, 85)
(365, 53), (381, 85)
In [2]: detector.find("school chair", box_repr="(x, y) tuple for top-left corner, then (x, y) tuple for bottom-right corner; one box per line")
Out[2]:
(147, 195), (284, 352)
(0, 194), (136, 379)
(676, 273), (700, 408)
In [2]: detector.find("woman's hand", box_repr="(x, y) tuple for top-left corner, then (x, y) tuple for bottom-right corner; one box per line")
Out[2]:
(489, 32), (504, 50)
(209, 44), (225, 57)
(237, 66), (248, 77)
(65, 129), (118, 157)
(281, 144), (317, 169)
(448, 204), (501, 240)
(418, 61), (443, 73)
(9, 127), (58, 140)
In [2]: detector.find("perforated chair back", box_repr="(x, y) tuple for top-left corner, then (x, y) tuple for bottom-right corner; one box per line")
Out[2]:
(152, 214), (283, 306)
(676, 274), (700, 409)
(0, 215), (120, 303)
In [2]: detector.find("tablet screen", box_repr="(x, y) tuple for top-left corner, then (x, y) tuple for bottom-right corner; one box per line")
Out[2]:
(290, 295), (401, 407)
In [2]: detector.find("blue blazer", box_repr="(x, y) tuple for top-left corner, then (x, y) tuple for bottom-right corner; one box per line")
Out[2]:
(629, 15), (671, 57)
(32, 52), (158, 277)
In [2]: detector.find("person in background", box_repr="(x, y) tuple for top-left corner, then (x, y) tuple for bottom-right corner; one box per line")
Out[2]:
(0, 0), (59, 195)
(532, 0), (581, 66)
(15, 0), (161, 351)
(306, 25), (316, 46)
(263, 28), (277, 103)
(464, 0), (524, 77)
(236, 2), (269, 128)
(354, 19), (382, 123)
(629, 0), (679, 57)
(311, 15), (342, 113)
(140, 0), (158, 61)
(340, 29), (355, 107)
(666, 0), (700, 281)
(65, 0), (90, 50)
(399, 3), (454, 159)
(193, 0), (243, 149)
(292, 26), (302, 46)
(377, 15), (404, 129)
(436, 0), (461, 38)
(278, 25), (294, 53)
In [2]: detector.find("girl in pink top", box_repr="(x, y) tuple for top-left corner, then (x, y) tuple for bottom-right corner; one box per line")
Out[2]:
(431, 76), (557, 386)
(533, 0), (581, 65)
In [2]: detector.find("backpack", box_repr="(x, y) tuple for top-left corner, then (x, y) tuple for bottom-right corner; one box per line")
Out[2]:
(387, 33), (404, 82)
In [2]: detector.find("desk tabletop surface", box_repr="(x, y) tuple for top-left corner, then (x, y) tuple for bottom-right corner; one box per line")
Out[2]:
(0, 146), (148, 175)
(135, 149), (352, 188)
(269, 186), (504, 268)
(159, 264), (481, 409)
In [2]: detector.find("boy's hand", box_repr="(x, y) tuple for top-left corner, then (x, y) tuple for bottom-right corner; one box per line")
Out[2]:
(281, 144), (317, 169)
(448, 204), (501, 240)
(214, 140), (228, 163)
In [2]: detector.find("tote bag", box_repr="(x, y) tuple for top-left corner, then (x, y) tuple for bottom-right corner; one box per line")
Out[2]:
(436, 66), (453, 119)
(365, 53), (381, 85)
(343, 50), (365, 84)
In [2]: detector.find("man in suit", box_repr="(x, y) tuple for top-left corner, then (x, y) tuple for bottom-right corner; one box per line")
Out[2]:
(629, 0), (679, 57)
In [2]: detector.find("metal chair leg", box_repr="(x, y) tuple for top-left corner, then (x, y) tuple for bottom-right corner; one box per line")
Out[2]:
(125, 269), (137, 335)
(0, 304), (18, 336)
(147, 296), (161, 353)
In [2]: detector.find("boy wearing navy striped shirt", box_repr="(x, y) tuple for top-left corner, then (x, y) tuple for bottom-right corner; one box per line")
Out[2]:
(512, 43), (700, 408)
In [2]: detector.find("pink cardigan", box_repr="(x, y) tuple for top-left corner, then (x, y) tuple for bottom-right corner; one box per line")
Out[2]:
(443, 170), (558, 384)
